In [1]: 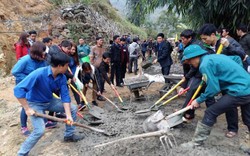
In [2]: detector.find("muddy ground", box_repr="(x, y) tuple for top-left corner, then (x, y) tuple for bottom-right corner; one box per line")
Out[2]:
(0, 63), (248, 156)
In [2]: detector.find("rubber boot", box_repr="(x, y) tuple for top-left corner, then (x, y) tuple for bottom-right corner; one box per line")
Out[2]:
(239, 133), (250, 154)
(181, 121), (212, 148)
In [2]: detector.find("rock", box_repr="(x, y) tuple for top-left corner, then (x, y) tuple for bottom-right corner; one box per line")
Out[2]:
(73, 9), (83, 14)
(0, 13), (5, 20)
(63, 29), (70, 33)
(0, 53), (4, 61)
(9, 123), (18, 127)
(62, 12), (74, 19)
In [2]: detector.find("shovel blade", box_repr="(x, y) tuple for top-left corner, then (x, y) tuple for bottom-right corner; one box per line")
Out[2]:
(162, 114), (184, 128)
(142, 110), (164, 132)
(142, 62), (153, 69)
(83, 115), (104, 125)
(120, 106), (129, 110)
(89, 108), (104, 120)
(91, 105), (105, 114)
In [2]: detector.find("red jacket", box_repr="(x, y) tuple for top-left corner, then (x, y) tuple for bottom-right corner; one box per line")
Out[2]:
(14, 42), (29, 60)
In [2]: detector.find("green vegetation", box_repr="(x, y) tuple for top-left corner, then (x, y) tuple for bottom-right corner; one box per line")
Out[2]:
(143, 10), (189, 38)
(127, 0), (250, 37)
(90, 0), (147, 38)
(49, 0), (147, 39)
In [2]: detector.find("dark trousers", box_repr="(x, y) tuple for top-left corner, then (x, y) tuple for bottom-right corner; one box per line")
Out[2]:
(142, 51), (146, 61)
(120, 63), (127, 83)
(161, 65), (171, 83)
(182, 77), (215, 119)
(148, 49), (152, 57)
(111, 62), (121, 86)
(202, 94), (250, 132)
(129, 57), (138, 73)
(70, 81), (81, 104)
(225, 107), (238, 132)
(99, 76), (105, 94)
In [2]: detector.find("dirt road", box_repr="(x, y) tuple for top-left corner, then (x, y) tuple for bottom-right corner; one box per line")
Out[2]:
(0, 63), (248, 156)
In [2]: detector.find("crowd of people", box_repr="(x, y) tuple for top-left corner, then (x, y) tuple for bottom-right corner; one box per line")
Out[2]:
(11, 22), (250, 155)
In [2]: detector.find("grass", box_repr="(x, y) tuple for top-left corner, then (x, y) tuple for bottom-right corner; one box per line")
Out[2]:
(90, 0), (147, 38)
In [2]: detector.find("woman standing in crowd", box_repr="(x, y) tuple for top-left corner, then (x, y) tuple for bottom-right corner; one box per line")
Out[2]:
(14, 32), (30, 60)
(12, 41), (57, 136)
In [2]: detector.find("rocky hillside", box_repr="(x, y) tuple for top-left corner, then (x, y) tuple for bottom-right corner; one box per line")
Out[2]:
(0, 0), (146, 76)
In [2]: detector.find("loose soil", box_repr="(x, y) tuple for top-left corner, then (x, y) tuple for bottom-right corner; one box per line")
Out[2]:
(0, 63), (248, 156)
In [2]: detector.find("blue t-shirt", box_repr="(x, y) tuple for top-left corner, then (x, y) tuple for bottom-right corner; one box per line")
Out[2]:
(11, 55), (47, 84)
(14, 66), (71, 103)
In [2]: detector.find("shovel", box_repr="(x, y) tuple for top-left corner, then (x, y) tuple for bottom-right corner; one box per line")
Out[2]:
(160, 45), (223, 127)
(111, 86), (129, 110)
(52, 93), (104, 125)
(217, 44), (223, 54)
(141, 59), (153, 69)
(135, 79), (185, 114)
(52, 93), (85, 119)
(143, 80), (204, 132)
(69, 83), (105, 120)
(34, 112), (114, 136)
(88, 86), (124, 113)
(67, 67), (105, 119)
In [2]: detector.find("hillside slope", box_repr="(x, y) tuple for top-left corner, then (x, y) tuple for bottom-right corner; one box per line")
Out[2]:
(0, 0), (146, 76)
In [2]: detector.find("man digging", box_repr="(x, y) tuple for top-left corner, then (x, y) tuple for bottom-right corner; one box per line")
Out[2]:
(180, 44), (250, 154)
(14, 49), (84, 156)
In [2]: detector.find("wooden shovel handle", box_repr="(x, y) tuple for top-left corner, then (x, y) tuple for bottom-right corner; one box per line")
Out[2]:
(155, 79), (185, 105)
(187, 80), (204, 106)
(112, 86), (123, 103)
(68, 83), (89, 106)
(161, 87), (190, 106)
(34, 112), (104, 133)
(165, 105), (192, 119)
(216, 44), (223, 54)
(89, 86), (120, 109)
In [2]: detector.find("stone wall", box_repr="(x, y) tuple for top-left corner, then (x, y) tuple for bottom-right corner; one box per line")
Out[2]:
(54, 4), (126, 44)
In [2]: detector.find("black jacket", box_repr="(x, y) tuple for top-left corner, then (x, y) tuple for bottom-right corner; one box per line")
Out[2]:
(110, 43), (121, 62)
(156, 41), (173, 67)
(78, 65), (101, 92)
(204, 38), (245, 60)
(97, 61), (111, 85)
(239, 33), (250, 56)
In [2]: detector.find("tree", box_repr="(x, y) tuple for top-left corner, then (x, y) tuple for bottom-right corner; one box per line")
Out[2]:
(126, 0), (146, 26)
(155, 10), (188, 37)
(126, 0), (250, 36)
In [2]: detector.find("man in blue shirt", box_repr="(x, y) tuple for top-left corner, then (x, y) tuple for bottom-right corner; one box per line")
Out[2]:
(14, 49), (84, 156)
(180, 45), (250, 154)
